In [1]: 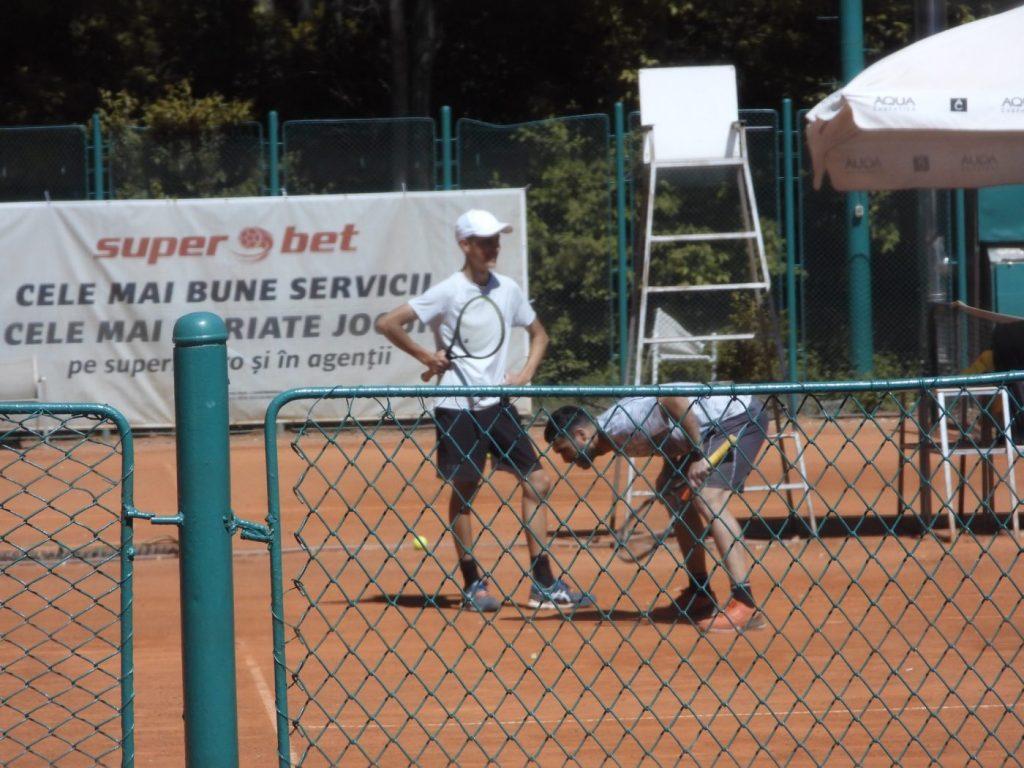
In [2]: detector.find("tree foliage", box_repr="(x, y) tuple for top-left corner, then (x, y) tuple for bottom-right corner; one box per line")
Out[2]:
(3, 1), (1013, 124)
(100, 81), (262, 198)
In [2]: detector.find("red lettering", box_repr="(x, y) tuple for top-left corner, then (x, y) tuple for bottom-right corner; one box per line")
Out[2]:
(179, 236), (205, 256)
(122, 237), (149, 258)
(340, 224), (359, 251)
(205, 235), (227, 256)
(95, 237), (119, 258)
(148, 237), (177, 264)
(311, 232), (336, 252)
(282, 226), (307, 254)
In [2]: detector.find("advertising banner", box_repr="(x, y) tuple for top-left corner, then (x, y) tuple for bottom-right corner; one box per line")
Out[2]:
(0, 189), (528, 426)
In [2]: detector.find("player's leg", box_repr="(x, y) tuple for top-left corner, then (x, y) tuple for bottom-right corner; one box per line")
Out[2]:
(695, 487), (751, 588)
(519, 467), (552, 563)
(692, 488), (764, 632)
(434, 406), (500, 612)
(662, 458), (715, 621)
(486, 398), (592, 609)
(694, 408), (770, 632)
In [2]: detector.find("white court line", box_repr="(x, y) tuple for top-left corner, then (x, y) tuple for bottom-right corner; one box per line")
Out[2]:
(305, 698), (1022, 733)
(241, 640), (298, 766)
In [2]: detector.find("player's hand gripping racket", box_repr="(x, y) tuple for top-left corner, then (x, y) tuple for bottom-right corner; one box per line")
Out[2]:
(421, 294), (506, 381)
(614, 435), (738, 565)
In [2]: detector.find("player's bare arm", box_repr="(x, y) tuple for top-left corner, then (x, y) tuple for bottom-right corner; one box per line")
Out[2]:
(505, 318), (549, 386)
(375, 303), (450, 377)
(658, 396), (709, 484)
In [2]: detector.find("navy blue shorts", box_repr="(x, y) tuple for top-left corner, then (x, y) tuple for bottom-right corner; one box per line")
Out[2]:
(434, 399), (541, 482)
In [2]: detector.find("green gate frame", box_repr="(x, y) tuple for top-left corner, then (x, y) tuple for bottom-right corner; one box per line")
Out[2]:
(0, 402), (136, 767)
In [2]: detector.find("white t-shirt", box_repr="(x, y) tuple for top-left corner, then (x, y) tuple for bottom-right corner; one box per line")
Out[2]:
(409, 270), (536, 410)
(597, 388), (755, 457)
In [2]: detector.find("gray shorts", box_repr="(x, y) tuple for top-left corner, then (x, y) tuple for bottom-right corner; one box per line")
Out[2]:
(656, 403), (768, 496)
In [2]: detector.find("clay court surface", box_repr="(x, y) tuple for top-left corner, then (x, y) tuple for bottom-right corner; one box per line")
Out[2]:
(2, 412), (1022, 765)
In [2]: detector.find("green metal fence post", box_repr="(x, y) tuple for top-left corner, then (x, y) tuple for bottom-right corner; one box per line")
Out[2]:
(614, 102), (629, 384)
(268, 111), (281, 196)
(92, 113), (104, 201)
(841, 0), (873, 376)
(782, 99), (798, 388)
(441, 106), (453, 191)
(173, 312), (239, 767)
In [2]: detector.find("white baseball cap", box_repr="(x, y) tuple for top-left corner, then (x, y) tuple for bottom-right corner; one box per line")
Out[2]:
(455, 209), (512, 241)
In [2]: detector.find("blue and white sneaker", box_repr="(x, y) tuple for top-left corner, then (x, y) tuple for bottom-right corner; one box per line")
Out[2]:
(527, 579), (594, 610)
(462, 580), (501, 612)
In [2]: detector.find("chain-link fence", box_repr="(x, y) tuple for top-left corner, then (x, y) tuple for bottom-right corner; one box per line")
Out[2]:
(0, 126), (89, 202)
(0, 110), (980, 387)
(282, 118), (437, 194)
(263, 378), (1024, 766)
(795, 111), (956, 381)
(456, 115), (618, 385)
(0, 404), (135, 766)
(107, 123), (265, 199)
(626, 109), (784, 385)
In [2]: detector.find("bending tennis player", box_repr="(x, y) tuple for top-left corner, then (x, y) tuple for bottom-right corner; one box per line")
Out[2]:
(545, 391), (768, 632)
(376, 209), (592, 612)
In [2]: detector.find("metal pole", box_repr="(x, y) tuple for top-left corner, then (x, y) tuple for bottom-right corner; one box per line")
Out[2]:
(92, 113), (104, 201)
(841, 0), (873, 375)
(173, 312), (239, 767)
(614, 102), (629, 384)
(915, 0), (948, 367)
(782, 98), (800, 392)
(955, 189), (969, 369)
(441, 105), (453, 191)
(268, 111), (280, 196)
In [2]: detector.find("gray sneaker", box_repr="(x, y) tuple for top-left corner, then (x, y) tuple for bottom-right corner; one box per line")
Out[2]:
(527, 579), (594, 610)
(462, 580), (501, 612)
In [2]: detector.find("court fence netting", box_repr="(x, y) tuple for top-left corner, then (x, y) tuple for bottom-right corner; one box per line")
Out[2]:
(0, 404), (135, 767)
(3, 372), (1024, 766)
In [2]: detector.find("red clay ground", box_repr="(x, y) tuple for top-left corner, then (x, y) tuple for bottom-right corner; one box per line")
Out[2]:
(2, 412), (1022, 765)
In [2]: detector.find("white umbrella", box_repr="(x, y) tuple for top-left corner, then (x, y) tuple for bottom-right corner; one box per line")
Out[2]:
(806, 5), (1024, 191)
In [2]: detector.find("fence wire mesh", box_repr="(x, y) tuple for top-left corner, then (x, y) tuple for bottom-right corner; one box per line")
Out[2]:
(795, 111), (953, 381)
(626, 109), (784, 385)
(0, 404), (134, 767)
(282, 118), (437, 195)
(264, 378), (1024, 766)
(0, 126), (89, 203)
(456, 115), (617, 385)
(107, 123), (264, 199)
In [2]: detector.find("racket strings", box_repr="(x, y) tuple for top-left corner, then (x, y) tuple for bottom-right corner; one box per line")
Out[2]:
(450, 295), (506, 360)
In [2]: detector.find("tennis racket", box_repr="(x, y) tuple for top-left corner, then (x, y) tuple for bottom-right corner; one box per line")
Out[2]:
(614, 435), (739, 564)
(421, 294), (506, 382)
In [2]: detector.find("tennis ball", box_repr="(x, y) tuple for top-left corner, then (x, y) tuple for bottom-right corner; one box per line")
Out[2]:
(412, 534), (430, 552)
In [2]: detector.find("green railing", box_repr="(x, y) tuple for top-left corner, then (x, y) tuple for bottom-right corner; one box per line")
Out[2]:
(281, 117), (437, 195)
(262, 375), (1024, 766)
(0, 125), (90, 202)
(0, 109), (977, 383)
(0, 403), (136, 767)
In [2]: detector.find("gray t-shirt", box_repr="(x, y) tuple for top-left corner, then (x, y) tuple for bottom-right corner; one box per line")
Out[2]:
(596, 389), (755, 457)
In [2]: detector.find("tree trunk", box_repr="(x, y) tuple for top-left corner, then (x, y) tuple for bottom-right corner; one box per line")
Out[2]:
(410, 0), (437, 117)
(389, 0), (410, 116)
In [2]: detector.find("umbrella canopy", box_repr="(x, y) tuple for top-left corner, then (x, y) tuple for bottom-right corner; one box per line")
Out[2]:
(806, 6), (1024, 191)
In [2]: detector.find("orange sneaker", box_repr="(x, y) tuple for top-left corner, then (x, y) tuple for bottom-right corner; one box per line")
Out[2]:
(697, 598), (766, 633)
(672, 587), (717, 623)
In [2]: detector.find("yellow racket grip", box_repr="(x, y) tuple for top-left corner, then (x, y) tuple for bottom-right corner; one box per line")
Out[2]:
(707, 434), (739, 466)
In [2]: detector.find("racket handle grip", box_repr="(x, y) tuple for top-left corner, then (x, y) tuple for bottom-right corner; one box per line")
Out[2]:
(682, 435), (737, 498)
(707, 435), (739, 466)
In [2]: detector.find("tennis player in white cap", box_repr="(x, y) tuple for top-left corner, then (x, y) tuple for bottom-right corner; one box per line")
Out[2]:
(377, 209), (593, 613)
